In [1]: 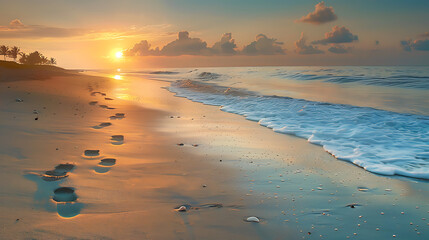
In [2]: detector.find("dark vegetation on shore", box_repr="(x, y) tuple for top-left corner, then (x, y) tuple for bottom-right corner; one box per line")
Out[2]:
(0, 60), (76, 82)
(0, 45), (56, 65)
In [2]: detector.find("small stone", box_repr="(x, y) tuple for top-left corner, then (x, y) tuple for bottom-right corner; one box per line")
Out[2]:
(177, 206), (187, 212)
(15, 98), (23, 102)
(245, 216), (260, 223)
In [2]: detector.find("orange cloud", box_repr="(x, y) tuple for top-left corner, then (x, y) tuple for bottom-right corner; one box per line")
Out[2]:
(297, 2), (337, 25)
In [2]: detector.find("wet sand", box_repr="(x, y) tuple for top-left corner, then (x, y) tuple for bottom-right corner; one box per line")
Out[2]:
(0, 70), (427, 239)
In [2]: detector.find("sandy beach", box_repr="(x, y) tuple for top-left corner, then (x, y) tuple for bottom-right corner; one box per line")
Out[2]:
(0, 65), (428, 240)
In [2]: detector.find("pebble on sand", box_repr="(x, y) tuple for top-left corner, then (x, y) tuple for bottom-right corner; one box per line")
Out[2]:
(15, 98), (23, 102)
(177, 206), (187, 212)
(245, 216), (260, 223)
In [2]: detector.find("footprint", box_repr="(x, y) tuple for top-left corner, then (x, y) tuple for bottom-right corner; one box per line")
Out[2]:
(92, 122), (112, 129)
(99, 158), (116, 166)
(53, 187), (77, 202)
(99, 105), (116, 110)
(89, 101), (98, 105)
(53, 187), (82, 218)
(90, 91), (106, 96)
(84, 150), (100, 157)
(111, 135), (124, 145)
(110, 113), (125, 120)
(42, 163), (75, 182)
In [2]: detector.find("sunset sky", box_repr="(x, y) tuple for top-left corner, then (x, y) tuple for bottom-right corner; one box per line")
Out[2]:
(1, 0), (428, 68)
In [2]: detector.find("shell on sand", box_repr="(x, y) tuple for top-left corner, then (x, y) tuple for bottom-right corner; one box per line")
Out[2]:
(245, 216), (260, 223)
(177, 206), (187, 212)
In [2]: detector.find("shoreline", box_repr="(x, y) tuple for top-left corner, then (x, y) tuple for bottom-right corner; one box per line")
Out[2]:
(0, 69), (427, 239)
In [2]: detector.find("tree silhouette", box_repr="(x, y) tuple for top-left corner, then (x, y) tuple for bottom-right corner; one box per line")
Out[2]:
(0, 45), (9, 60)
(8, 46), (20, 62)
(19, 51), (50, 65)
(50, 57), (57, 65)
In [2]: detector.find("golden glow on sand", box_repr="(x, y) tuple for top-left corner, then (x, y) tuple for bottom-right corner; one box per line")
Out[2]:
(113, 75), (122, 80)
(115, 51), (123, 59)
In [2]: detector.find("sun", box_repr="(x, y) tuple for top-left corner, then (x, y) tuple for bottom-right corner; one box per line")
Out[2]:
(115, 51), (123, 59)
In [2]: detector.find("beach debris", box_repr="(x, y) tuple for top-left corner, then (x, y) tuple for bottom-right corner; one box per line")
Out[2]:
(84, 150), (100, 157)
(346, 203), (361, 208)
(245, 216), (260, 223)
(178, 206), (187, 212)
(53, 187), (77, 202)
(175, 204), (192, 212)
(99, 158), (116, 166)
(105, 97), (114, 100)
(99, 105), (109, 108)
(357, 187), (369, 192)
(34, 117), (38, 120)
(33, 110), (39, 114)
(15, 98), (23, 102)
(192, 144), (199, 147)
(177, 143), (184, 146)
(89, 101), (98, 105)
(111, 135), (124, 141)
(202, 184), (207, 188)
(385, 188), (392, 191)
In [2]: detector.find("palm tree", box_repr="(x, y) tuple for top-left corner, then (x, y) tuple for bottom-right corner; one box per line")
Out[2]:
(7, 46), (20, 62)
(0, 45), (9, 60)
(49, 57), (57, 65)
(19, 53), (27, 64)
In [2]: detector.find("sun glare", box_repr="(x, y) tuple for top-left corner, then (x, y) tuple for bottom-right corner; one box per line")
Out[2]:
(115, 51), (123, 59)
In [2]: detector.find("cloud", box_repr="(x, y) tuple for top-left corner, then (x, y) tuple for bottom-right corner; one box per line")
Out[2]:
(313, 26), (358, 45)
(0, 19), (85, 38)
(242, 34), (285, 55)
(211, 33), (237, 55)
(126, 32), (284, 56)
(124, 40), (160, 56)
(401, 38), (429, 52)
(297, 2), (337, 25)
(0, 19), (173, 40)
(418, 32), (429, 38)
(160, 31), (210, 56)
(328, 45), (351, 54)
(9, 19), (24, 27)
(294, 33), (324, 54)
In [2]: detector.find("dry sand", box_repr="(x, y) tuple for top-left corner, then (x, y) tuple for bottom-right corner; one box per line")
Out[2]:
(0, 68), (428, 239)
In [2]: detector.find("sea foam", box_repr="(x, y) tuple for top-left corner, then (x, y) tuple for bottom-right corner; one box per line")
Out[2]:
(169, 80), (429, 180)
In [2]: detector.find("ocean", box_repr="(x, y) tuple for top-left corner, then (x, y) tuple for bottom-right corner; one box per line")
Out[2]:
(126, 66), (429, 180)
